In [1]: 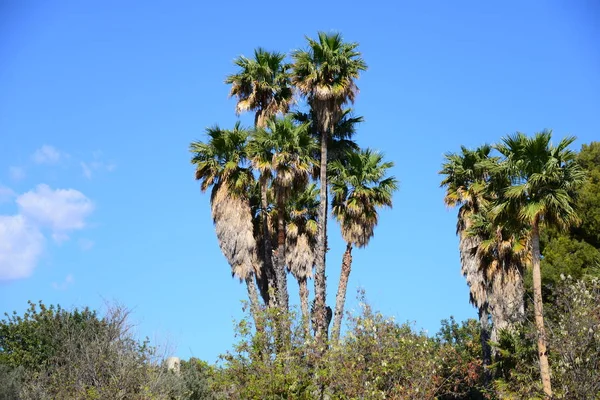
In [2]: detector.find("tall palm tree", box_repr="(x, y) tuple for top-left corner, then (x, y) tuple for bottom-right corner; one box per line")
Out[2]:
(225, 48), (293, 128)
(493, 131), (586, 397)
(190, 123), (262, 321)
(439, 145), (495, 379)
(249, 116), (317, 311)
(329, 149), (397, 342)
(228, 48), (294, 308)
(292, 32), (367, 341)
(286, 183), (319, 336)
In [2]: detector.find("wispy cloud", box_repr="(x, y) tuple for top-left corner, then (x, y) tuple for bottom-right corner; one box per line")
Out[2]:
(81, 162), (93, 179)
(9, 166), (26, 181)
(0, 185), (94, 281)
(78, 238), (95, 251)
(52, 273), (74, 290)
(81, 151), (116, 179)
(32, 145), (63, 165)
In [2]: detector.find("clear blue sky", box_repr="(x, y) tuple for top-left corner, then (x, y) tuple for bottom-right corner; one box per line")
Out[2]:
(1, 1), (598, 363)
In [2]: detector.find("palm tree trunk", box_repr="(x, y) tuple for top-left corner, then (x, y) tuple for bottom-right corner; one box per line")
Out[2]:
(331, 243), (352, 343)
(489, 265), (525, 345)
(314, 127), (329, 344)
(245, 274), (262, 330)
(275, 190), (289, 311)
(259, 175), (277, 308)
(298, 277), (310, 337)
(479, 306), (492, 386)
(532, 222), (553, 397)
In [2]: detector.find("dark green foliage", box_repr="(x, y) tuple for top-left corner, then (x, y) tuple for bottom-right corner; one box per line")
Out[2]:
(493, 277), (600, 398)
(0, 364), (24, 400)
(0, 301), (189, 400)
(541, 142), (600, 290)
(179, 358), (216, 400)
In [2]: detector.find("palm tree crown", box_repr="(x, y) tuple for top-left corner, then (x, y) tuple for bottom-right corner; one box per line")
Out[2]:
(330, 149), (397, 247)
(225, 48), (293, 128)
(493, 131), (585, 230)
(292, 32), (367, 132)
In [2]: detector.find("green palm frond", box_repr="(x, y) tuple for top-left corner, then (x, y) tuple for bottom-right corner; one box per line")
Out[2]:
(226, 48), (293, 127)
(493, 130), (586, 230)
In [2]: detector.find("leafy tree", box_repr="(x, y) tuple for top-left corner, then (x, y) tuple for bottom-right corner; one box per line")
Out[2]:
(0, 301), (177, 400)
(329, 149), (397, 342)
(493, 130), (586, 397)
(541, 141), (600, 288)
(292, 32), (367, 342)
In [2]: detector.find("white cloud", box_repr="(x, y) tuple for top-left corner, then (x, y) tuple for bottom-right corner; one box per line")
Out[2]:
(17, 184), (94, 232)
(32, 145), (62, 164)
(0, 215), (45, 280)
(0, 185), (15, 203)
(0, 185), (94, 281)
(52, 273), (74, 290)
(9, 166), (26, 181)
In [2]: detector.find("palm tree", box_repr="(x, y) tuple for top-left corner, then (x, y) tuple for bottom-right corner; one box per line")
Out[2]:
(286, 183), (319, 336)
(249, 116), (317, 311)
(329, 149), (397, 342)
(439, 145), (495, 379)
(469, 211), (528, 344)
(190, 123), (262, 322)
(228, 48), (294, 308)
(292, 32), (367, 341)
(225, 48), (293, 128)
(493, 131), (586, 397)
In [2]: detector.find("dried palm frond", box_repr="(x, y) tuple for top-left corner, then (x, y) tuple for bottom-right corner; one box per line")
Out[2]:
(211, 185), (259, 281)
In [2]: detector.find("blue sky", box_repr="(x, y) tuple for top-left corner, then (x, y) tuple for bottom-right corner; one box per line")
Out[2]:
(1, 1), (598, 363)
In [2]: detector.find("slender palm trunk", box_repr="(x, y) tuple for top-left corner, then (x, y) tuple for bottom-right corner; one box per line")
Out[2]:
(245, 274), (262, 330)
(314, 127), (329, 344)
(479, 307), (492, 385)
(331, 243), (352, 343)
(259, 175), (277, 308)
(298, 277), (310, 337)
(532, 222), (553, 397)
(275, 189), (289, 311)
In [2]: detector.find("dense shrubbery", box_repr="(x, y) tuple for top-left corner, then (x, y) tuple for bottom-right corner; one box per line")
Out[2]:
(2, 278), (599, 399)
(0, 302), (194, 400)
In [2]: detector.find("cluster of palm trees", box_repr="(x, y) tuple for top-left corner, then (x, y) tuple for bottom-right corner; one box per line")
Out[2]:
(190, 33), (397, 347)
(440, 131), (585, 397)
